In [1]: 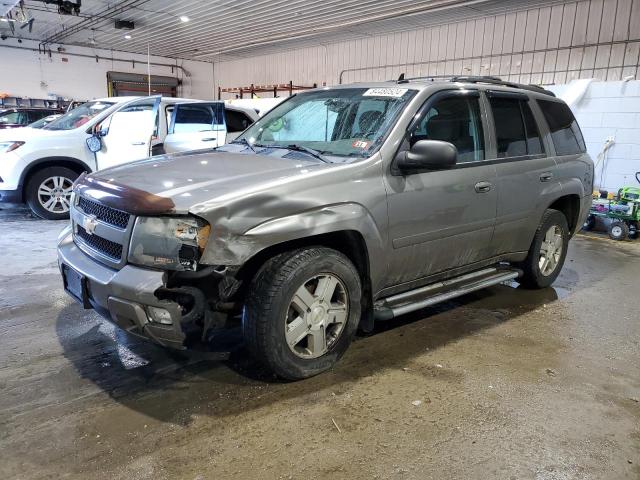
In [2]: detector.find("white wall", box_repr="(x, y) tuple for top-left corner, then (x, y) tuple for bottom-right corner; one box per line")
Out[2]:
(212, 0), (640, 98)
(549, 80), (640, 190)
(0, 39), (214, 101)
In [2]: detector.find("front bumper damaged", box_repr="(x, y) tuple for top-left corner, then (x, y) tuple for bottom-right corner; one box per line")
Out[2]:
(57, 230), (189, 349)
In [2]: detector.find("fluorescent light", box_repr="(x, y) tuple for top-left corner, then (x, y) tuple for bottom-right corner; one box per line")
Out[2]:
(124, 34), (132, 39)
(179, 15), (189, 22)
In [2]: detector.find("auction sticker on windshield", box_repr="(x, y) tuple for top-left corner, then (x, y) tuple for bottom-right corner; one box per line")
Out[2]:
(363, 88), (408, 97)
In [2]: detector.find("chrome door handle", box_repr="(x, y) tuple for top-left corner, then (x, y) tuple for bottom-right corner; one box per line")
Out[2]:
(474, 181), (492, 193)
(131, 141), (145, 146)
(540, 172), (553, 182)
(201, 137), (217, 142)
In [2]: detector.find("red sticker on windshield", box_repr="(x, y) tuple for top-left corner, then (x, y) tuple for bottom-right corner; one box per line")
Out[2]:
(352, 140), (370, 149)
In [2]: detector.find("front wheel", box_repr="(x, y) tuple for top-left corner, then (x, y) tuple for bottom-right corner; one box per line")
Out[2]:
(243, 247), (362, 380)
(517, 209), (569, 289)
(25, 166), (79, 220)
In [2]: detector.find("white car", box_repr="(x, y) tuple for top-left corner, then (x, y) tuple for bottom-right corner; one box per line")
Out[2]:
(0, 96), (258, 219)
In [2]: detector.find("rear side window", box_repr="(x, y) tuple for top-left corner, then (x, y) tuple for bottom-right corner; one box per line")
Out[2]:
(537, 99), (586, 155)
(490, 97), (543, 158)
(172, 104), (224, 133)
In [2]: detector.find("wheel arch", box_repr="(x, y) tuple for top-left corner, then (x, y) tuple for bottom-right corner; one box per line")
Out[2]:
(548, 194), (582, 235)
(20, 157), (92, 196)
(235, 229), (376, 333)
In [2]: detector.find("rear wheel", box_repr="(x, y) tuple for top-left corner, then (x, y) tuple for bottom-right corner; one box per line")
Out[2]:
(243, 247), (362, 380)
(517, 209), (569, 289)
(608, 221), (629, 241)
(25, 166), (79, 220)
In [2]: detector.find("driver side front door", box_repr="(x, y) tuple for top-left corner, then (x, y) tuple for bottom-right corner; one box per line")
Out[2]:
(94, 97), (161, 170)
(384, 90), (498, 288)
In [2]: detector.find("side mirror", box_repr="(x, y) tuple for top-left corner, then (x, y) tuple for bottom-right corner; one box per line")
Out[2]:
(396, 140), (457, 173)
(86, 135), (102, 153)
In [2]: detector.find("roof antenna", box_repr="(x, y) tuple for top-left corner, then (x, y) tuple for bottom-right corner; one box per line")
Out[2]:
(397, 73), (407, 83)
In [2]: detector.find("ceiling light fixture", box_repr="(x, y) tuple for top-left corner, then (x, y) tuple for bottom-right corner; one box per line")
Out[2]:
(179, 15), (189, 22)
(124, 34), (132, 39)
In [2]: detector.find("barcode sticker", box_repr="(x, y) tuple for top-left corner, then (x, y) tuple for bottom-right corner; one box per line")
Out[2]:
(363, 88), (408, 98)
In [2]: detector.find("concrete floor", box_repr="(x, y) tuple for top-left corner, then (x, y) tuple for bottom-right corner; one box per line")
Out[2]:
(1, 205), (639, 480)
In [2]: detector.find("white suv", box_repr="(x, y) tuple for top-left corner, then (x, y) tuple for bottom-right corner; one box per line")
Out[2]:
(0, 96), (258, 219)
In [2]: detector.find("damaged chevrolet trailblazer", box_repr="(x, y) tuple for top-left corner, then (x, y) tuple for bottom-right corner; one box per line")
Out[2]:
(58, 77), (593, 379)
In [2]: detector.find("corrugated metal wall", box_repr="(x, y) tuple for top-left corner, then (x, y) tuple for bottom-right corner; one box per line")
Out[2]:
(213, 0), (640, 98)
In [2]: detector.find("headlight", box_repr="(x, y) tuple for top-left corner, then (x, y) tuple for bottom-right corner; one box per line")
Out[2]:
(128, 216), (211, 271)
(0, 141), (25, 153)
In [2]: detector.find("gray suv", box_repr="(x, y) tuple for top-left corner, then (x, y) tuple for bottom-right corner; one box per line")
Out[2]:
(57, 76), (593, 380)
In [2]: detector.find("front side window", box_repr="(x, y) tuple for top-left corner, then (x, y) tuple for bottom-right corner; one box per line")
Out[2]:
(0, 111), (27, 125)
(490, 97), (544, 158)
(237, 87), (416, 161)
(409, 96), (485, 163)
(44, 101), (114, 131)
(537, 99), (586, 155)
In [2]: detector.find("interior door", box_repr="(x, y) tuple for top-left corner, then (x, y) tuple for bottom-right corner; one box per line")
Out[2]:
(384, 90), (498, 287)
(163, 102), (226, 154)
(95, 97), (160, 170)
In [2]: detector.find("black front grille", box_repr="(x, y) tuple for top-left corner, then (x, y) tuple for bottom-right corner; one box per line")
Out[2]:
(76, 225), (123, 261)
(78, 196), (130, 229)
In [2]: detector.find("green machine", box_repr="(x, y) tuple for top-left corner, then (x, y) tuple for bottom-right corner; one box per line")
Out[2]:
(584, 185), (640, 240)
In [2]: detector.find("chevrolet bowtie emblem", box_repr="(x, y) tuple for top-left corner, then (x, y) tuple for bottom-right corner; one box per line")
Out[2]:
(83, 214), (98, 235)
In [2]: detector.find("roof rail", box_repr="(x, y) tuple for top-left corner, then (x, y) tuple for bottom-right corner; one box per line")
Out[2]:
(450, 76), (556, 96)
(395, 73), (555, 97)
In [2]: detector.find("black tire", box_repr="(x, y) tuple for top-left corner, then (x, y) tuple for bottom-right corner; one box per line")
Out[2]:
(516, 209), (570, 289)
(243, 247), (362, 380)
(608, 221), (629, 241)
(25, 166), (79, 220)
(627, 222), (638, 240)
(582, 214), (596, 231)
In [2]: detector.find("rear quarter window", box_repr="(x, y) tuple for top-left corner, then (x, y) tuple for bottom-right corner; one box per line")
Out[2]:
(537, 99), (586, 156)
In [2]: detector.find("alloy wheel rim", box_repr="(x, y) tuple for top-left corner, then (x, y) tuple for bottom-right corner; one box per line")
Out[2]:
(538, 225), (563, 276)
(38, 176), (73, 213)
(611, 225), (623, 237)
(285, 273), (349, 359)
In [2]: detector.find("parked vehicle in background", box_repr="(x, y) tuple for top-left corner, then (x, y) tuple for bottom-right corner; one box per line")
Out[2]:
(0, 107), (62, 129)
(27, 114), (63, 129)
(0, 97), (258, 219)
(225, 97), (286, 116)
(57, 77), (594, 380)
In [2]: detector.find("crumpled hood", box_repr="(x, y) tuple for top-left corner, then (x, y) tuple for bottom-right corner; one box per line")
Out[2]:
(85, 150), (327, 213)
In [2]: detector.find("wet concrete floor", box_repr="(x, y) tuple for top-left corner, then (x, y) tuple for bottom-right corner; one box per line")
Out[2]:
(0, 205), (639, 479)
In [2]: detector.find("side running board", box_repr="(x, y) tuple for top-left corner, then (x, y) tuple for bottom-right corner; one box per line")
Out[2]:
(374, 266), (521, 321)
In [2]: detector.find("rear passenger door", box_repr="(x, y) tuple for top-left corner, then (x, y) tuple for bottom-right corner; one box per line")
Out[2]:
(163, 102), (226, 154)
(487, 91), (560, 256)
(384, 90), (498, 286)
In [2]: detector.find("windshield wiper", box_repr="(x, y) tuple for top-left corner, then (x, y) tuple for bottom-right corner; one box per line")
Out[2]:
(230, 138), (256, 153)
(258, 143), (330, 163)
